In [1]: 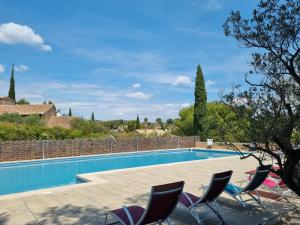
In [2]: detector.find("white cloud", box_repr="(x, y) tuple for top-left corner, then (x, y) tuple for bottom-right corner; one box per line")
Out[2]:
(207, 0), (222, 10)
(0, 22), (51, 51)
(181, 103), (191, 108)
(21, 94), (43, 99)
(171, 76), (192, 86)
(75, 47), (163, 69)
(206, 80), (215, 86)
(125, 92), (151, 100)
(15, 64), (29, 72)
(0, 64), (4, 74)
(132, 83), (141, 88)
(3, 78), (189, 121)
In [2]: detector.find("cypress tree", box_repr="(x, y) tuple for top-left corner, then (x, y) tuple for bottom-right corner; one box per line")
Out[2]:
(91, 112), (95, 121)
(194, 64), (207, 138)
(136, 115), (140, 129)
(8, 64), (16, 101)
(68, 108), (72, 116)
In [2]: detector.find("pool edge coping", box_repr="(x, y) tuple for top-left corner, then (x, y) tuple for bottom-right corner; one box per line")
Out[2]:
(0, 152), (243, 200)
(0, 147), (245, 166)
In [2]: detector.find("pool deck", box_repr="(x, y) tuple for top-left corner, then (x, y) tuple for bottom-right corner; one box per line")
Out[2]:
(0, 155), (298, 225)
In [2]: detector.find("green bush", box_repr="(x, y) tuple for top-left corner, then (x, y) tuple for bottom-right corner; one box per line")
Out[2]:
(0, 113), (24, 124)
(126, 120), (136, 132)
(71, 118), (109, 136)
(0, 113), (43, 126)
(174, 106), (194, 136)
(16, 98), (30, 105)
(45, 127), (72, 140)
(0, 122), (44, 140)
(23, 114), (44, 126)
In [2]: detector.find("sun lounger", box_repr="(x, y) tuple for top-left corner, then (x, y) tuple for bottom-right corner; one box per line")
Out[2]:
(224, 165), (271, 208)
(178, 170), (233, 224)
(104, 181), (184, 225)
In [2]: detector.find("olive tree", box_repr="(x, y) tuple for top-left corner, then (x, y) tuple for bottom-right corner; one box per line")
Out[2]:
(223, 0), (300, 195)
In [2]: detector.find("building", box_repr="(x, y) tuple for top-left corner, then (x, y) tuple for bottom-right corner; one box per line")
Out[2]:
(0, 97), (77, 128)
(0, 97), (15, 105)
(46, 116), (77, 129)
(0, 103), (56, 122)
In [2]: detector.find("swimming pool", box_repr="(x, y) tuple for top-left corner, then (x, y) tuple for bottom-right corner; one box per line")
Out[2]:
(0, 149), (238, 195)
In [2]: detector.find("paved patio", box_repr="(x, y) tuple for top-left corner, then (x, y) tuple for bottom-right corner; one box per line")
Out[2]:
(0, 155), (298, 225)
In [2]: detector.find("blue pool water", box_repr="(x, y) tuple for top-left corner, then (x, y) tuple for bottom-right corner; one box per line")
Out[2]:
(0, 149), (238, 195)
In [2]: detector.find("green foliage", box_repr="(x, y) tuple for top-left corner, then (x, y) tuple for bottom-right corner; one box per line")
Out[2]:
(0, 113), (23, 124)
(0, 113), (43, 126)
(46, 127), (73, 139)
(127, 120), (137, 132)
(166, 118), (174, 125)
(175, 106), (194, 136)
(16, 98), (30, 105)
(101, 120), (125, 130)
(91, 112), (95, 121)
(206, 102), (251, 142)
(8, 65), (16, 101)
(0, 123), (44, 141)
(71, 118), (109, 136)
(292, 128), (300, 144)
(156, 118), (164, 129)
(194, 65), (207, 138)
(174, 102), (251, 141)
(23, 114), (44, 126)
(136, 115), (140, 129)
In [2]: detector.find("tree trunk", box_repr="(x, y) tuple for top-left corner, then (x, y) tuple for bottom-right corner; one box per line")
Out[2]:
(281, 152), (300, 196)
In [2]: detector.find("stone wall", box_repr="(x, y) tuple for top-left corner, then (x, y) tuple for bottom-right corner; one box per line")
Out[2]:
(0, 136), (199, 162)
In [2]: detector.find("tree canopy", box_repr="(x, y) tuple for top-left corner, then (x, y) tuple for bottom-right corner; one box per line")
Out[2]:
(224, 0), (300, 195)
(194, 65), (207, 139)
(16, 98), (30, 105)
(68, 108), (72, 117)
(136, 115), (140, 129)
(8, 65), (15, 101)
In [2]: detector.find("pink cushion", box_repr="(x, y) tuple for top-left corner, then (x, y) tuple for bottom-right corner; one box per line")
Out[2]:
(262, 179), (278, 188)
(247, 177), (284, 189)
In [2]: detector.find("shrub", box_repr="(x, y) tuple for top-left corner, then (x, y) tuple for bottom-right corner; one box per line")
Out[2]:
(23, 114), (44, 126)
(45, 127), (72, 140)
(0, 122), (44, 140)
(0, 113), (23, 124)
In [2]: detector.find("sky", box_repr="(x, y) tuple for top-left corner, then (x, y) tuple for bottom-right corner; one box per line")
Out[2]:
(0, 0), (257, 121)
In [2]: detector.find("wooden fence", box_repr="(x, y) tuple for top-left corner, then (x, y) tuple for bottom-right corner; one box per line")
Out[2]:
(0, 136), (199, 162)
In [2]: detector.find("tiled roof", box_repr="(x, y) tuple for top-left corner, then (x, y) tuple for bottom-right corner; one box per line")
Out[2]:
(46, 116), (76, 129)
(0, 104), (55, 116)
(0, 97), (13, 100)
(0, 96), (15, 105)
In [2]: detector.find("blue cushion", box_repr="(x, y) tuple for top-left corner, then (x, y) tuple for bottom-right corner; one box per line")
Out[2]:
(225, 183), (242, 195)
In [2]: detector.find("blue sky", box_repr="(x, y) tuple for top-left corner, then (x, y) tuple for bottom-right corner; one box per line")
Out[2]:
(0, 0), (257, 121)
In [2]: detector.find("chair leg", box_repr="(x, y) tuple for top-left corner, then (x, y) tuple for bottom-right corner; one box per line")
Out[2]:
(248, 192), (265, 209)
(233, 194), (246, 208)
(192, 208), (201, 224)
(104, 214), (108, 225)
(239, 194), (247, 208)
(214, 200), (226, 225)
(206, 203), (226, 225)
(276, 186), (290, 203)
